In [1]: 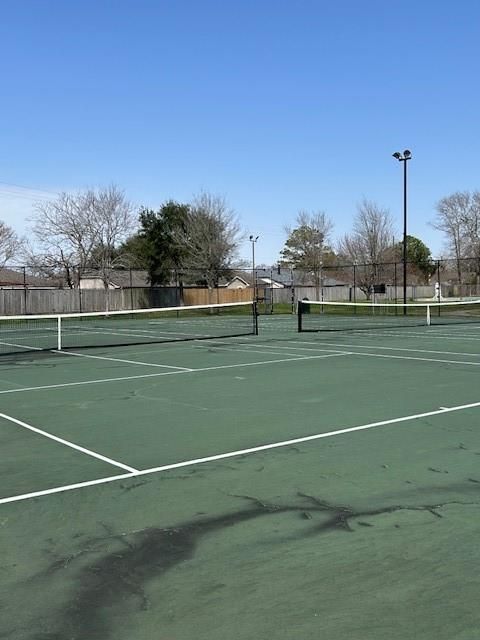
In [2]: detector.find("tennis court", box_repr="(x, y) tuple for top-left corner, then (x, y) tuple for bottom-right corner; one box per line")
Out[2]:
(1, 302), (480, 639)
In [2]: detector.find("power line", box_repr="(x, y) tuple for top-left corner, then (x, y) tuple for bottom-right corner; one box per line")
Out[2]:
(0, 189), (52, 202)
(0, 181), (59, 199)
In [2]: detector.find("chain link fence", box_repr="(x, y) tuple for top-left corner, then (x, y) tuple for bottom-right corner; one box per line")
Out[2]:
(1, 259), (480, 316)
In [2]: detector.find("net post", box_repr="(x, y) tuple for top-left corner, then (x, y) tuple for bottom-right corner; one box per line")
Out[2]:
(297, 300), (302, 332)
(57, 316), (62, 350)
(426, 305), (431, 326)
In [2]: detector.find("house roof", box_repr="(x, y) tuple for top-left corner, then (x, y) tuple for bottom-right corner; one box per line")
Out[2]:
(81, 270), (151, 287)
(225, 275), (250, 286)
(0, 268), (56, 287)
(224, 272), (286, 288)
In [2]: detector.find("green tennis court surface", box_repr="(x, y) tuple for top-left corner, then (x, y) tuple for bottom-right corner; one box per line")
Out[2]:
(1, 314), (480, 639)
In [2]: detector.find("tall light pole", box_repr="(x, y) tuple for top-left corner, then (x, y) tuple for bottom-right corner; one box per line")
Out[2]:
(392, 149), (412, 312)
(249, 235), (259, 301)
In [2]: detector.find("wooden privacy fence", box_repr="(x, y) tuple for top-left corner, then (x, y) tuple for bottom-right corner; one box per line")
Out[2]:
(182, 288), (252, 306)
(0, 286), (254, 316)
(2, 283), (465, 316)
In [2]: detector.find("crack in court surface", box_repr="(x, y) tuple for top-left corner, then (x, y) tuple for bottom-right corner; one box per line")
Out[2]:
(26, 485), (480, 640)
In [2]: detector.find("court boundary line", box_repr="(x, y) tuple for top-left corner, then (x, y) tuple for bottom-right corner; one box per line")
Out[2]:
(0, 344), (477, 399)
(0, 339), (479, 399)
(348, 330), (480, 342)
(0, 413), (138, 473)
(53, 350), (193, 371)
(302, 327), (480, 342)
(295, 340), (480, 359)
(207, 340), (480, 368)
(2, 399), (480, 506)
(205, 338), (480, 360)
(0, 352), (351, 396)
(323, 350), (480, 367)
(0, 340), (43, 352)
(206, 345), (351, 358)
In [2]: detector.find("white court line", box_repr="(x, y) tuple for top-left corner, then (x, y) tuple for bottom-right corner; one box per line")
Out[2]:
(66, 327), (204, 340)
(238, 340), (480, 360)
(0, 413), (138, 473)
(0, 352), (350, 396)
(2, 399), (480, 506)
(298, 340), (480, 358)
(207, 345), (351, 358)
(53, 350), (193, 371)
(347, 351), (480, 367)
(209, 340), (480, 368)
(0, 340), (43, 352)
(325, 328), (480, 341)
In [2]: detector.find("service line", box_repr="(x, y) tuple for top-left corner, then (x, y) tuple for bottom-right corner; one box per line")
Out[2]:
(1, 399), (480, 506)
(0, 352), (350, 396)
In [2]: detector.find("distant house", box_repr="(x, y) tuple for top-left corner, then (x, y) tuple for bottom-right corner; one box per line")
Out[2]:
(258, 276), (284, 289)
(224, 273), (285, 290)
(224, 275), (251, 289)
(79, 270), (150, 289)
(0, 268), (56, 289)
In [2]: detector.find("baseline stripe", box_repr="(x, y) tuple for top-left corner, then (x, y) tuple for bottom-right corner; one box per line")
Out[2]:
(1, 399), (480, 506)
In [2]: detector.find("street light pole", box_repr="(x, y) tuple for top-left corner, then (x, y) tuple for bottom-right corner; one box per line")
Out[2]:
(249, 235), (259, 301)
(392, 150), (412, 313)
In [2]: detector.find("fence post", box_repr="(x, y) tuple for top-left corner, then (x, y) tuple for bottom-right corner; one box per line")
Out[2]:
(394, 262), (397, 311)
(23, 266), (28, 314)
(353, 263), (357, 310)
(129, 268), (134, 310)
(76, 267), (83, 313)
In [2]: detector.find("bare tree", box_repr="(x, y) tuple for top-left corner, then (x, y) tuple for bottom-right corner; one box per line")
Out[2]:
(0, 221), (23, 268)
(30, 186), (135, 296)
(179, 192), (241, 295)
(432, 192), (470, 283)
(31, 192), (97, 287)
(86, 186), (136, 289)
(459, 191), (480, 283)
(280, 210), (334, 298)
(338, 199), (394, 298)
(21, 241), (77, 287)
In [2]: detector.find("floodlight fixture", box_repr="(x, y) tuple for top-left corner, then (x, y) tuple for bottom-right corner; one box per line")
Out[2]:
(393, 150), (412, 162)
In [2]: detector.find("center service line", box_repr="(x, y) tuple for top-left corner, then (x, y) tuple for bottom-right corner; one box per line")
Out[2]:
(0, 413), (138, 473)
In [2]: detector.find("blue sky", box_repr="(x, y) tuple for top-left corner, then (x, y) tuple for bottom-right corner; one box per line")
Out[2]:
(1, 0), (479, 265)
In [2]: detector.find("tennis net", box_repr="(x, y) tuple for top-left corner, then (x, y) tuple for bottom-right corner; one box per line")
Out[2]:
(0, 301), (258, 356)
(297, 299), (480, 332)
